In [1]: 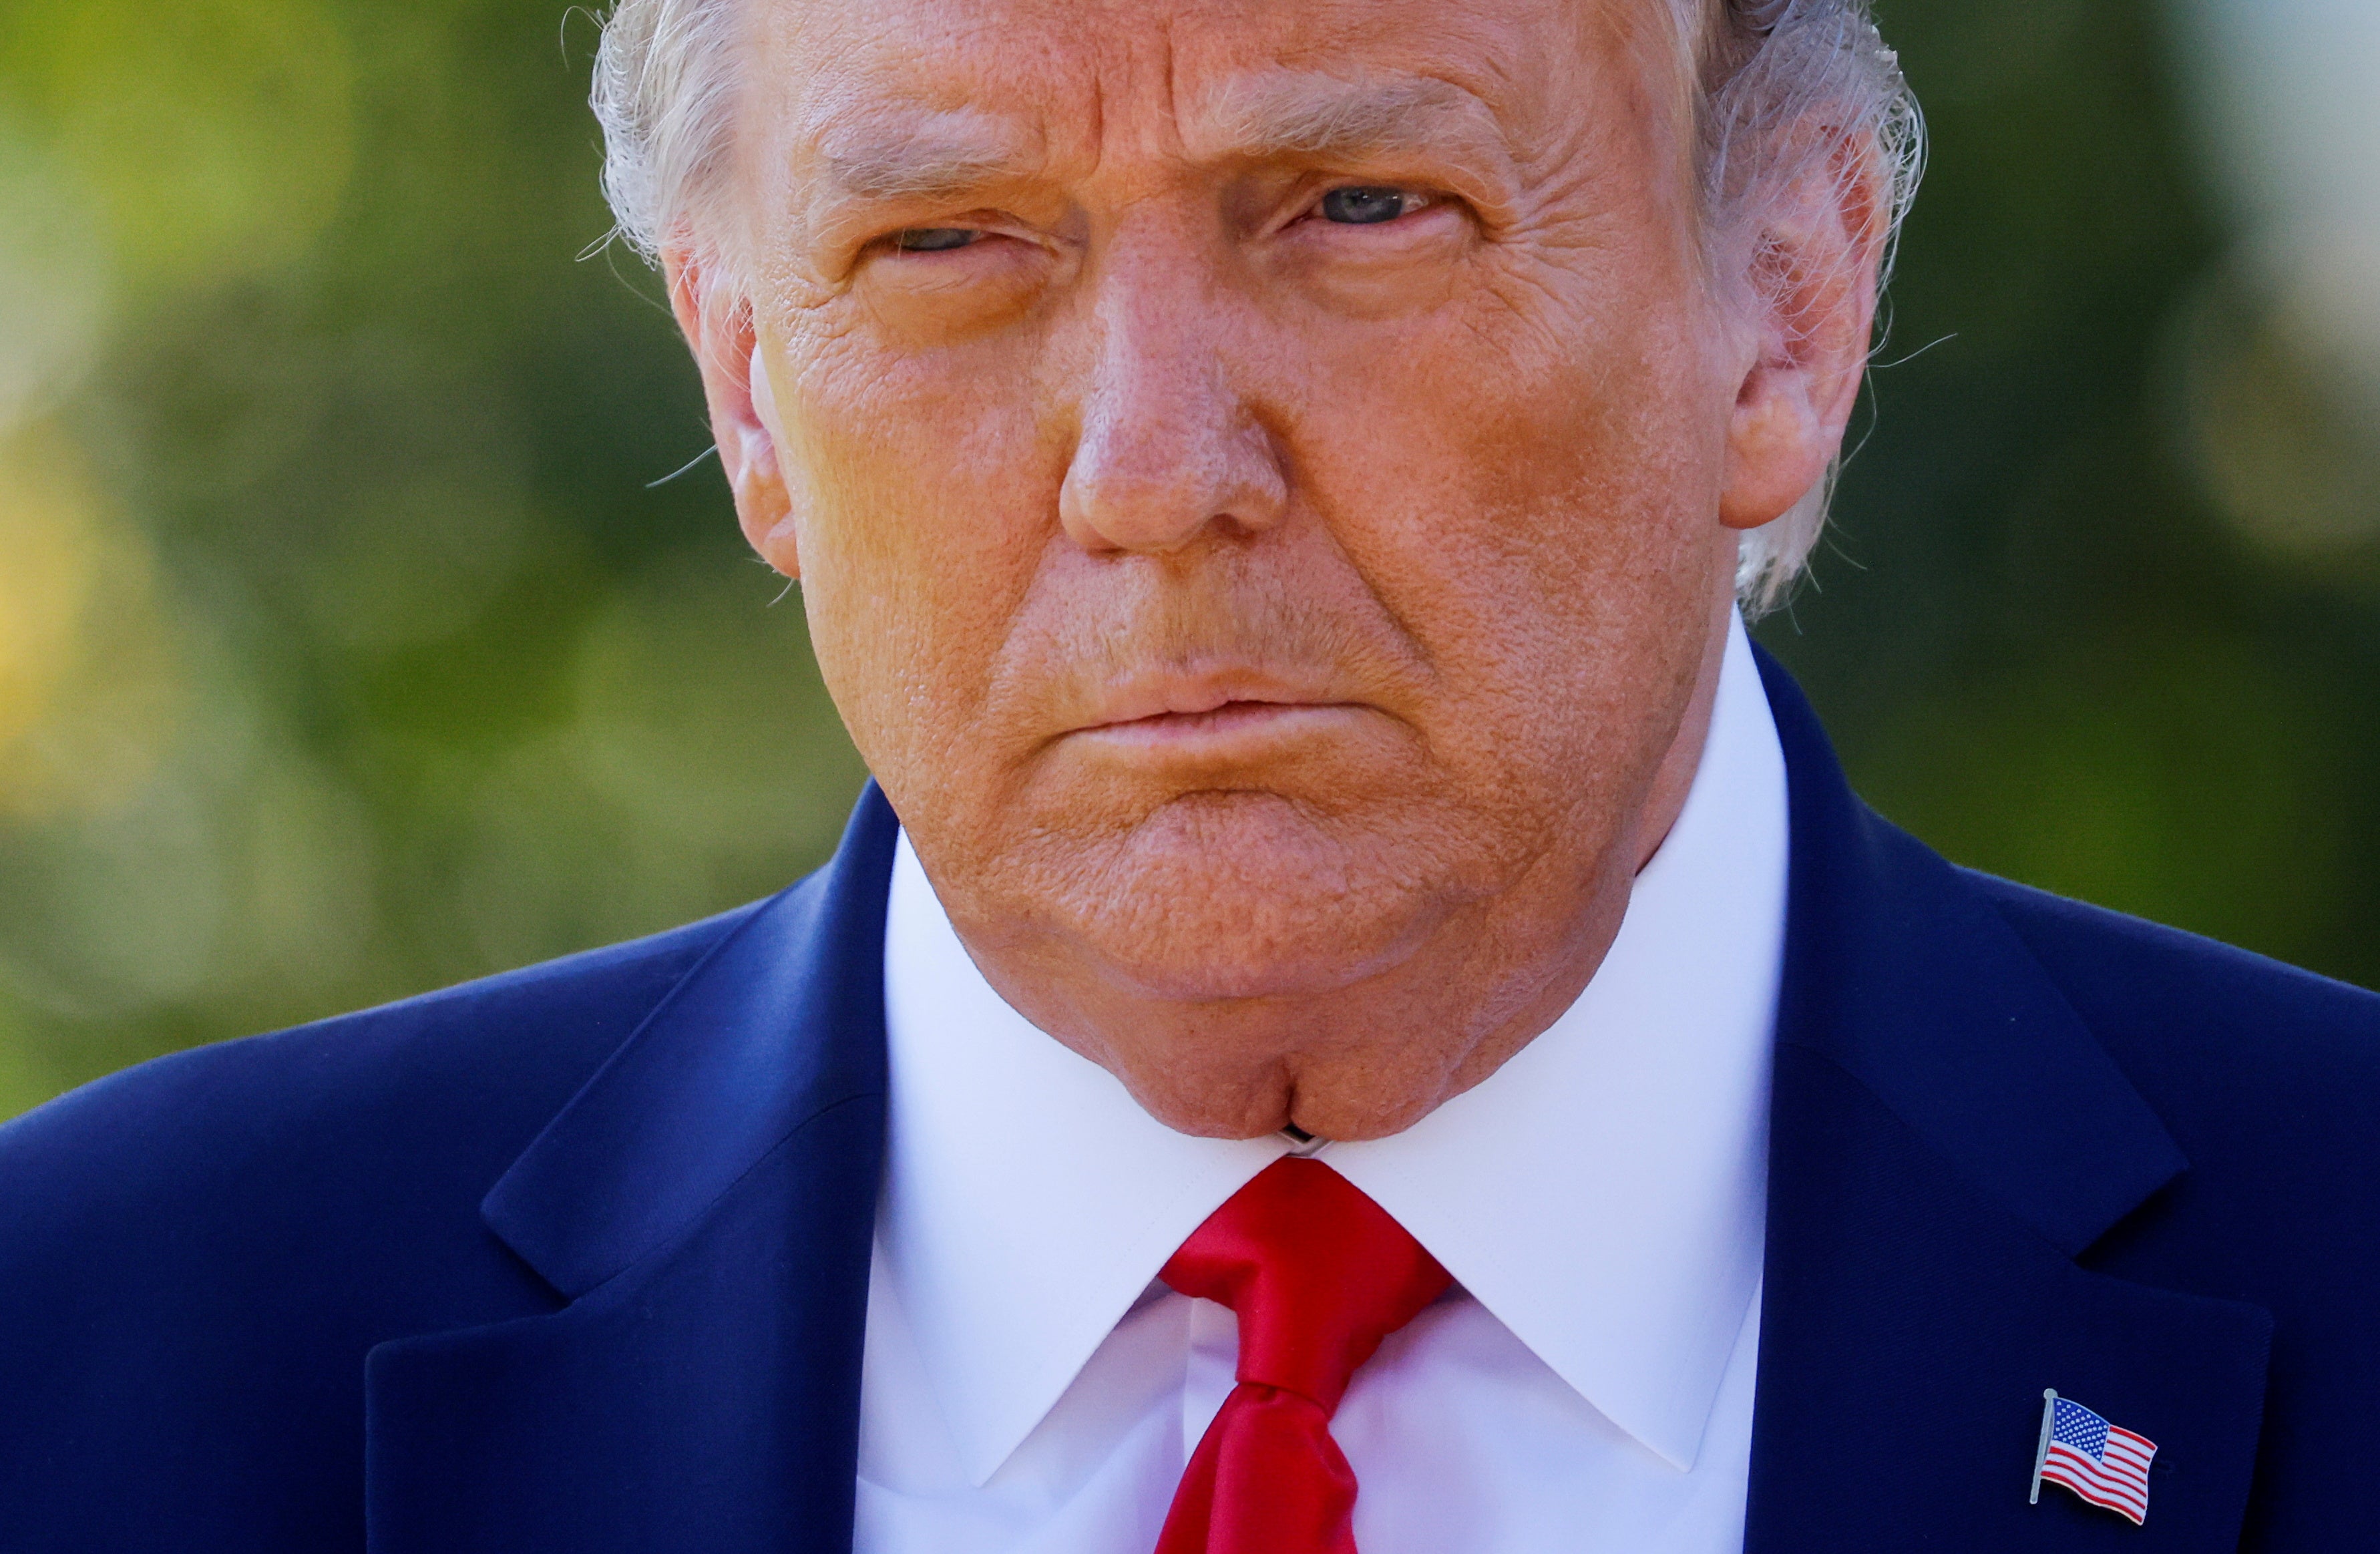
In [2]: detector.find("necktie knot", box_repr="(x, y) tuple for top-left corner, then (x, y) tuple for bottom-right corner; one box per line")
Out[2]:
(1160, 1157), (1450, 1413)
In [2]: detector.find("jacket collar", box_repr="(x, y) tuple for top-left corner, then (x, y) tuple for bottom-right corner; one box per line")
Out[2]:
(366, 787), (899, 1554)
(1745, 648), (2271, 1551)
(476, 785), (896, 1300)
(1757, 646), (2188, 1259)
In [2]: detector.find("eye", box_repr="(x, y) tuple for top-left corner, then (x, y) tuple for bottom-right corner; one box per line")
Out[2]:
(891, 227), (983, 252)
(1317, 186), (1428, 225)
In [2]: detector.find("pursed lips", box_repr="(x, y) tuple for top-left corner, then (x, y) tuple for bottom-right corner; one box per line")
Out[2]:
(1065, 672), (1369, 751)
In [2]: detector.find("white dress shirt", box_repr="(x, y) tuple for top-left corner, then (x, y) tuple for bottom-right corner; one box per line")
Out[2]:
(858, 611), (1789, 1554)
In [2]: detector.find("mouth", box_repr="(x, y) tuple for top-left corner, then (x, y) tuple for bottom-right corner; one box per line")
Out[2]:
(1082, 699), (1356, 747)
(1066, 672), (1370, 753)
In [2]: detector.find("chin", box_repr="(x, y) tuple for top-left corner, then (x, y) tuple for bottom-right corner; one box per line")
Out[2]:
(1046, 789), (1454, 1002)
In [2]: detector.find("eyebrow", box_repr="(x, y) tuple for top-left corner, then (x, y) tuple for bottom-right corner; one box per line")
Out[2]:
(811, 76), (1504, 212)
(823, 140), (1020, 202)
(818, 110), (1035, 202)
(1202, 74), (1503, 164)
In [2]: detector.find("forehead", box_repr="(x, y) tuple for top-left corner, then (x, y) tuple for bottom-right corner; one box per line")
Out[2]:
(748, 0), (1661, 168)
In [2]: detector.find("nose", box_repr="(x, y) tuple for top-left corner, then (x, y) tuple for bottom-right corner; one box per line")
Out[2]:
(1057, 253), (1290, 554)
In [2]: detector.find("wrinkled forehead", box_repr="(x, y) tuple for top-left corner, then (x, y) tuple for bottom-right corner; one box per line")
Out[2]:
(742, 0), (1688, 183)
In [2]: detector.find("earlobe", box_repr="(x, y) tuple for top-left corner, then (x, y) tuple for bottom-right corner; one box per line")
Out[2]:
(1720, 361), (1832, 531)
(732, 346), (802, 578)
(665, 251), (801, 579)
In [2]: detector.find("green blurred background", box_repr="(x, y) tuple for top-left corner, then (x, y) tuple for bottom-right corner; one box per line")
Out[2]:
(1, 0), (2375, 1119)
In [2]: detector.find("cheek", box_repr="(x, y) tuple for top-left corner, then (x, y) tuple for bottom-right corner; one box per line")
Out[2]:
(1288, 258), (1726, 701)
(766, 326), (1062, 777)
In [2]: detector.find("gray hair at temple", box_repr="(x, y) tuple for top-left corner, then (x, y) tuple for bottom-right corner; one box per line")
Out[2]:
(588, 0), (1923, 612)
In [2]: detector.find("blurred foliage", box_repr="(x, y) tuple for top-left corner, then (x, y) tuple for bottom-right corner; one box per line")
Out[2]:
(1761, 0), (2380, 991)
(0, 0), (2373, 1121)
(0, 0), (867, 1118)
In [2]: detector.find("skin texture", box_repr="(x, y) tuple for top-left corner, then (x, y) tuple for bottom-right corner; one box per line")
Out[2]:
(669, 0), (1882, 1140)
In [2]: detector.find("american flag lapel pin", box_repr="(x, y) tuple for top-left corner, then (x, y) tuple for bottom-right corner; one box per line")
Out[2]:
(2029, 1388), (2158, 1526)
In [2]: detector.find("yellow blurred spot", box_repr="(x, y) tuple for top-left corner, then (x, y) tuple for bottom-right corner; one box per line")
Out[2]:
(0, 422), (184, 821)
(0, 431), (92, 750)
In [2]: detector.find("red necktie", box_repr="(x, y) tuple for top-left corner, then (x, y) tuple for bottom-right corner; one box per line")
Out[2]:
(1154, 1157), (1452, 1554)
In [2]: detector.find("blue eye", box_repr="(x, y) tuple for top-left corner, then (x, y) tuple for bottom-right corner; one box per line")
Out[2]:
(1319, 187), (1416, 225)
(893, 228), (980, 252)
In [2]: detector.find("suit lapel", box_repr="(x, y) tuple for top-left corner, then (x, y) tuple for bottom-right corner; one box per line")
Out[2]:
(1746, 653), (2272, 1551)
(364, 787), (900, 1554)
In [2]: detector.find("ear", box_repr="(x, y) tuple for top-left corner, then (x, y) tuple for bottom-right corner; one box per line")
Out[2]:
(1718, 130), (1888, 532)
(666, 251), (800, 578)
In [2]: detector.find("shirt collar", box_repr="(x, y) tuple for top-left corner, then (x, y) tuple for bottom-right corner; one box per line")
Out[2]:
(876, 611), (1787, 1485)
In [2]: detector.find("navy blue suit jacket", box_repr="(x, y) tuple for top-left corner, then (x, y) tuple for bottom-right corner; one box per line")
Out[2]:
(4, 656), (2376, 1552)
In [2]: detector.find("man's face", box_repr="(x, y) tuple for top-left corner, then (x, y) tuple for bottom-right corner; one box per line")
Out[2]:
(711, 0), (1758, 1130)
